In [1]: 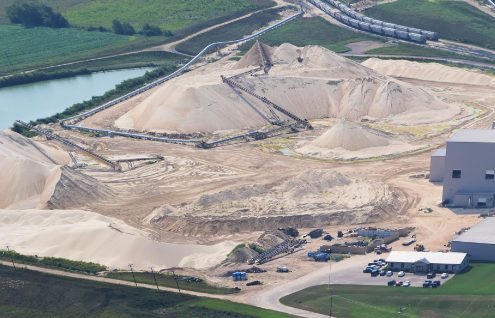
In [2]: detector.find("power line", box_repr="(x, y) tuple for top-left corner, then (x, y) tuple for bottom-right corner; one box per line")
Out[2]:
(6, 246), (16, 270)
(150, 267), (160, 291)
(128, 264), (138, 287)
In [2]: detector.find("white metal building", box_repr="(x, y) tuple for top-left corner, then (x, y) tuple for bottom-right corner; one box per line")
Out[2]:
(429, 129), (495, 208)
(451, 218), (495, 261)
(386, 251), (469, 273)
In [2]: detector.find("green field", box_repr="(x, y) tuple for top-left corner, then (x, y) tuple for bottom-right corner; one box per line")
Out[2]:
(0, 265), (292, 318)
(239, 17), (378, 53)
(0, 24), (169, 75)
(366, 0), (495, 50)
(106, 271), (240, 295)
(64, 0), (274, 31)
(281, 263), (495, 318)
(175, 8), (285, 55)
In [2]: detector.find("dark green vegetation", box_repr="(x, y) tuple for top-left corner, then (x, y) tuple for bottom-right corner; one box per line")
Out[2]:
(0, 24), (169, 75)
(11, 63), (179, 136)
(366, 0), (495, 50)
(0, 249), (106, 274)
(107, 271), (239, 295)
(175, 8), (285, 55)
(281, 263), (495, 318)
(0, 265), (293, 318)
(0, 51), (184, 88)
(239, 17), (378, 53)
(62, 0), (275, 32)
(6, 3), (68, 28)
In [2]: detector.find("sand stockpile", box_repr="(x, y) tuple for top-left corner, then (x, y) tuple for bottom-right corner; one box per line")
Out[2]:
(115, 43), (458, 134)
(0, 130), (70, 209)
(297, 120), (420, 160)
(362, 58), (495, 87)
(311, 120), (390, 151)
(0, 209), (236, 270)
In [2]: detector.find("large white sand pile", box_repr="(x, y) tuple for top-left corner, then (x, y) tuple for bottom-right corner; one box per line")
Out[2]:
(115, 44), (458, 134)
(311, 120), (390, 151)
(0, 209), (236, 270)
(0, 130), (69, 209)
(297, 120), (420, 159)
(362, 58), (495, 87)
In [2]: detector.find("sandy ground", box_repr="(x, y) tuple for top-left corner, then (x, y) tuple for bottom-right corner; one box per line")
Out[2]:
(1, 51), (495, 304)
(345, 40), (391, 54)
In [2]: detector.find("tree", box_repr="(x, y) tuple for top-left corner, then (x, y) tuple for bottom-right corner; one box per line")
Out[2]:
(112, 19), (135, 35)
(140, 24), (163, 36)
(6, 3), (69, 28)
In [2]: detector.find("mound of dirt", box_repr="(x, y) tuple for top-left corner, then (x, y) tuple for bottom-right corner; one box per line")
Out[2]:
(115, 43), (457, 134)
(311, 120), (391, 151)
(257, 230), (291, 249)
(224, 245), (259, 264)
(362, 58), (495, 87)
(234, 41), (274, 69)
(0, 130), (70, 209)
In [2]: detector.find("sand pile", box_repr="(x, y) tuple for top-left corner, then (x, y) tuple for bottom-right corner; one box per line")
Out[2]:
(0, 130), (70, 209)
(115, 43), (458, 134)
(297, 120), (420, 160)
(310, 120), (390, 151)
(234, 41), (274, 69)
(0, 209), (236, 270)
(362, 58), (495, 87)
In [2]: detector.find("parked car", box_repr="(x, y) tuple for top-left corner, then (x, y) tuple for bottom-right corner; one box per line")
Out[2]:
(427, 272), (436, 279)
(441, 273), (449, 279)
(387, 280), (396, 286)
(395, 281), (403, 286)
(423, 280), (432, 288)
(398, 271), (405, 277)
(432, 280), (441, 287)
(403, 281), (411, 287)
(363, 267), (372, 273)
(378, 258), (386, 263)
(379, 270), (386, 276)
(386, 271), (393, 277)
(371, 270), (379, 277)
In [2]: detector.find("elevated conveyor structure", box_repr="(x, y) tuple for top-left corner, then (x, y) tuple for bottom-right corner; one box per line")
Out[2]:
(256, 40), (273, 73)
(220, 76), (313, 130)
(16, 120), (120, 171)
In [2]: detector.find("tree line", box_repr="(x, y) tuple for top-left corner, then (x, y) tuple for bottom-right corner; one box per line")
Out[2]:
(6, 3), (172, 37)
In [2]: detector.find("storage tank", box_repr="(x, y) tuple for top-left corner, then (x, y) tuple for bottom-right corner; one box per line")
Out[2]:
(409, 33), (427, 43)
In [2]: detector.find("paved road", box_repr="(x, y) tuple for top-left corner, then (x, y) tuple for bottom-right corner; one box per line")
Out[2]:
(342, 53), (495, 70)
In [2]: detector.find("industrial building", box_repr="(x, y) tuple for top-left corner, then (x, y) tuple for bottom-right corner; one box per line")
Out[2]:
(386, 251), (469, 273)
(429, 129), (495, 208)
(451, 218), (495, 261)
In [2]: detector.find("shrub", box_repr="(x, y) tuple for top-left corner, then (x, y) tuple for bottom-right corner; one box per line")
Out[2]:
(140, 24), (163, 36)
(6, 3), (69, 28)
(112, 19), (135, 35)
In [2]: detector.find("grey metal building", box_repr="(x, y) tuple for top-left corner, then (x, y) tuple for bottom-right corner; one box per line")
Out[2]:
(430, 129), (495, 208)
(451, 218), (495, 261)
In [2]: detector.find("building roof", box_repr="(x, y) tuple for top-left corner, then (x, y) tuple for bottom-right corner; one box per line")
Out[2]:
(449, 129), (495, 144)
(452, 218), (495, 245)
(432, 148), (446, 157)
(386, 251), (467, 265)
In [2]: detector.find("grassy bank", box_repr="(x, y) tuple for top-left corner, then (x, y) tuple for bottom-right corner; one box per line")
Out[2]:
(107, 271), (239, 295)
(281, 263), (495, 318)
(0, 51), (185, 88)
(175, 7), (285, 55)
(0, 264), (293, 318)
(366, 0), (495, 50)
(0, 249), (106, 274)
(238, 17), (378, 53)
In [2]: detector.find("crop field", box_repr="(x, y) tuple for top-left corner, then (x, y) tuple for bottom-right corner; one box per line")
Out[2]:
(240, 17), (378, 53)
(0, 24), (169, 76)
(175, 8), (284, 55)
(281, 263), (495, 318)
(0, 265), (293, 318)
(106, 271), (240, 295)
(62, 0), (275, 32)
(366, 0), (495, 50)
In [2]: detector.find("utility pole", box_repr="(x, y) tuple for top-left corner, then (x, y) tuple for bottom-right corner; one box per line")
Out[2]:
(172, 270), (181, 294)
(150, 267), (160, 291)
(329, 260), (332, 318)
(6, 246), (16, 270)
(128, 264), (138, 287)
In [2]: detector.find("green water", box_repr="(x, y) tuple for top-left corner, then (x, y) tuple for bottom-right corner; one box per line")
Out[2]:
(0, 68), (152, 129)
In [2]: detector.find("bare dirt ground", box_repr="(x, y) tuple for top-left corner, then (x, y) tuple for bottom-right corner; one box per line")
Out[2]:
(345, 40), (391, 54)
